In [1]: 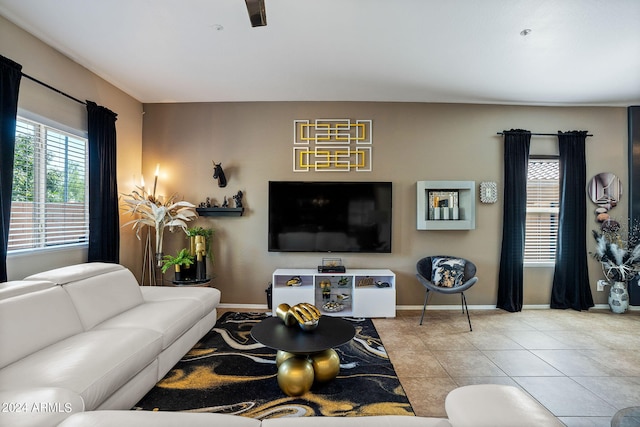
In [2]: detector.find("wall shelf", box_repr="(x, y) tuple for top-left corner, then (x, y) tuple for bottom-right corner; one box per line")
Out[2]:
(196, 207), (244, 217)
(417, 181), (475, 230)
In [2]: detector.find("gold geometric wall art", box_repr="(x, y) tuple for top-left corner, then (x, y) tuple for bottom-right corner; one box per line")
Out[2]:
(293, 119), (372, 172)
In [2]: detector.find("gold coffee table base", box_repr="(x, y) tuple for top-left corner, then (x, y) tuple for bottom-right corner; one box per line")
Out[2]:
(251, 316), (355, 397)
(275, 349), (340, 396)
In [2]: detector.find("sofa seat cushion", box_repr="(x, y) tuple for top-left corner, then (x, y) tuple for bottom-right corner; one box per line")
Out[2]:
(0, 328), (162, 411)
(58, 410), (262, 427)
(140, 286), (221, 317)
(93, 299), (204, 350)
(262, 416), (451, 427)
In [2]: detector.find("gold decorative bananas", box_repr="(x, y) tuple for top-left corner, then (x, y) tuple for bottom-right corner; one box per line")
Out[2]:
(289, 303), (321, 324)
(276, 302), (321, 331)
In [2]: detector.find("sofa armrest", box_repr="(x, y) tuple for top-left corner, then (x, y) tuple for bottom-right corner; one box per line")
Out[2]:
(445, 384), (563, 427)
(0, 387), (84, 427)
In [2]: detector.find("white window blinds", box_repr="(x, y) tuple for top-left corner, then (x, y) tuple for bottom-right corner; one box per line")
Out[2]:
(9, 117), (89, 252)
(525, 159), (559, 264)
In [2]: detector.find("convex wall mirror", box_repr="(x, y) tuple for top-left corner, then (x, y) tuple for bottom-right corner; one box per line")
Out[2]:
(588, 172), (622, 222)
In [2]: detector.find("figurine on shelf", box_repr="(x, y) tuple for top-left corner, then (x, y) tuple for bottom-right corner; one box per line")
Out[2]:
(221, 196), (228, 208)
(320, 280), (331, 301)
(233, 190), (244, 208)
(199, 197), (212, 208)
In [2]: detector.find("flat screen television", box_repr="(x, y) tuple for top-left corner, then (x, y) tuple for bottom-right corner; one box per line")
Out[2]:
(268, 181), (392, 253)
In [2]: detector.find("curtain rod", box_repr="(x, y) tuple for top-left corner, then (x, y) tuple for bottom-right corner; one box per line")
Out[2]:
(496, 132), (593, 137)
(21, 72), (86, 106)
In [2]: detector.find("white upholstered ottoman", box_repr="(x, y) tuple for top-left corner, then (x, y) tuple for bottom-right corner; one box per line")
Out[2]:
(445, 384), (563, 427)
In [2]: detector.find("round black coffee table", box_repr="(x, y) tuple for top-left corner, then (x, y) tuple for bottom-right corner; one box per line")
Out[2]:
(251, 315), (355, 396)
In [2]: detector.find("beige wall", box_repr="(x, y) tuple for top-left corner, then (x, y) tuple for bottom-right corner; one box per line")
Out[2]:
(142, 102), (628, 308)
(1, 16), (144, 280)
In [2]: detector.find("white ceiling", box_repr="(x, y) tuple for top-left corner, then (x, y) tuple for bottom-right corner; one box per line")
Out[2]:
(1, 0), (639, 106)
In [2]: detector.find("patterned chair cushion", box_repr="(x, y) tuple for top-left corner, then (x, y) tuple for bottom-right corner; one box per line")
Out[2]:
(431, 257), (466, 288)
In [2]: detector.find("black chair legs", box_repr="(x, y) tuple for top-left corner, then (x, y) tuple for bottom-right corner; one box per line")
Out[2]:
(461, 292), (472, 331)
(419, 289), (430, 325)
(420, 290), (472, 331)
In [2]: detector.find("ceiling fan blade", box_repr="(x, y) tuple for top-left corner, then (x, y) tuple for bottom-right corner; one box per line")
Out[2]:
(244, 0), (267, 27)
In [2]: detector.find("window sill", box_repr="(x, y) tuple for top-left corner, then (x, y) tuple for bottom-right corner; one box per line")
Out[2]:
(524, 262), (555, 268)
(8, 243), (88, 258)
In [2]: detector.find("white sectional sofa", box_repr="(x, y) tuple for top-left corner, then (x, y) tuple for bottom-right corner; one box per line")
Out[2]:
(55, 384), (563, 427)
(0, 262), (220, 427)
(0, 263), (562, 427)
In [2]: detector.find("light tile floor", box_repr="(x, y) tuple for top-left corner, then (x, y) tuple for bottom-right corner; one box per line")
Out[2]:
(373, 309), (640, 427)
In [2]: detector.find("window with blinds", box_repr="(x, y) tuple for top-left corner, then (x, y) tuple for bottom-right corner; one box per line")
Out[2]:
(525, 158), (559, 264)
(8, 117), (89, 252)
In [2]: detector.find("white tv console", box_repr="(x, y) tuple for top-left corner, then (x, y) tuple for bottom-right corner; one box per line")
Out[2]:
(272, 268), (396, 318)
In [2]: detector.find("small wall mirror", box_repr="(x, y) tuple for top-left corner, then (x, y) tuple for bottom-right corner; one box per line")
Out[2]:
(588, 172), (622, 207)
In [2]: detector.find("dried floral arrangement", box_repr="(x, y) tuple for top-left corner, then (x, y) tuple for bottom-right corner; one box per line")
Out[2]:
(121, 188), (197, 266)
(591, 219), (640, 282)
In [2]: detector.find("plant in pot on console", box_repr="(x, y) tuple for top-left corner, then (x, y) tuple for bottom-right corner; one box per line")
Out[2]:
(161, 248), (195, 282)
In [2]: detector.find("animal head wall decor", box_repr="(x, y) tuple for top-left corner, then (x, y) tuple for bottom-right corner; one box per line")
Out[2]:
(212, 161), (227, 188)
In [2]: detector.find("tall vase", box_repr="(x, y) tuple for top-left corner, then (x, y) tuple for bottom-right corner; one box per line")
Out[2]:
(608, 281), (629, 314)
(154, 252), (164, 286)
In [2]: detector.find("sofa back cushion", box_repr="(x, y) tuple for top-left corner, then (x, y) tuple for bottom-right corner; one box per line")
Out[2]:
(62, 268), (144, 330)
(0, 280), (56, 300)
(0, 286), (84, 369)
(25, 262), (125, 285)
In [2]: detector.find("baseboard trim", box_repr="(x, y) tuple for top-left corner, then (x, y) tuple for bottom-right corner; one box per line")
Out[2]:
(218, 303), (269, 310)
(220, 303), (637, 311)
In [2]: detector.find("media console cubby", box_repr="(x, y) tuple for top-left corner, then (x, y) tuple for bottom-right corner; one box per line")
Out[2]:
(272, 269), (396, 318)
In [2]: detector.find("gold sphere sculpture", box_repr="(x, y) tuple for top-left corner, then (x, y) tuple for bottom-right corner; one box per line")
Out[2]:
(275, 350), (296, 367)
(311, 349), (340, 382)
(277, 357), (314, 396)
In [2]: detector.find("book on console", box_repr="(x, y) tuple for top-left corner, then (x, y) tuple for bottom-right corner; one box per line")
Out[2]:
(318, 266), (346, 273)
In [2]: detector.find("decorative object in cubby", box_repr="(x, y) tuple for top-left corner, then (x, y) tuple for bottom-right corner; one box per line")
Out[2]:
(417, 181), (476, 230)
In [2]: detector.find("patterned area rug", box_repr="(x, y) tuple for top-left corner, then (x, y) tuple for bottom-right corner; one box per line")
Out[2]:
(134, 312), (414, 419)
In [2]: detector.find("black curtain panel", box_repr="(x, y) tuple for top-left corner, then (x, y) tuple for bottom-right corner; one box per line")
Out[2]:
(497, 130), (531, 312)
(0, 56), (22, 282)
(628, 106), (640, 305)
(86, 101), (119, 263)
(551, 131), (594, 310)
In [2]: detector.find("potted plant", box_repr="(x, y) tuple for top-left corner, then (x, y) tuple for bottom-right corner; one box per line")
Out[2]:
(186, 226), (214, 263)
(161, 248), (195, 281)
